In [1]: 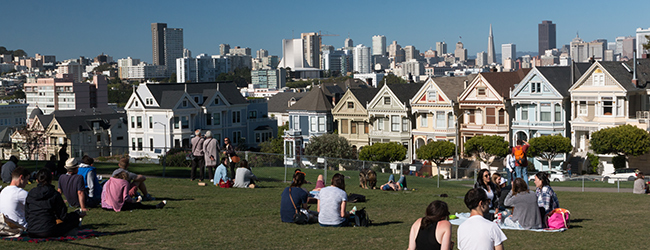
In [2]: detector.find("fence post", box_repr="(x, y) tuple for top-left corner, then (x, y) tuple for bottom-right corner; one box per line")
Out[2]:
(617, 179), (620, 193)
(437, 165), (440, 188)
(324, 157), (327, 186)
(582, 176), (584, 192)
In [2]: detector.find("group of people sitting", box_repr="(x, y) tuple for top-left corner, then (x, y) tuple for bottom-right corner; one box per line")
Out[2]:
(0, 156), (165, 238)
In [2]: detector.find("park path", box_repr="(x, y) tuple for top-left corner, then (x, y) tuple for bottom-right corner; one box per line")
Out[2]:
(462, 184), (633, 193)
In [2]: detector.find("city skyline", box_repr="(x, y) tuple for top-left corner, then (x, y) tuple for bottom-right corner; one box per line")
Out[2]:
(1, 1), (648, 62)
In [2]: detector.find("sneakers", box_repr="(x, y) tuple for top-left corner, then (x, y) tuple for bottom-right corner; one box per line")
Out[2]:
(143, 194), (155, 201)
(135, 195), (143, 203)
(155, 200), (167, 209)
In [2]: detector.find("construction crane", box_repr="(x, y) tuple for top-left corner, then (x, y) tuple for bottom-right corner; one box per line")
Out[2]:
(318, 30), (339, 37)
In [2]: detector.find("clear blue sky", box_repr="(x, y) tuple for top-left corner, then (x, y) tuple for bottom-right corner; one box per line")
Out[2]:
(1, 0), (647, 62)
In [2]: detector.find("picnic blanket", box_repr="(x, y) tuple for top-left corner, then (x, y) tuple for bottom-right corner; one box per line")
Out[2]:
(2, 229), (114, 243)
(449, 212), (567, 232)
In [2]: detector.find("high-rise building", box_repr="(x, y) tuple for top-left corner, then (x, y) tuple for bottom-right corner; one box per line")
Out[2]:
(618, 36), (636, 60)
(344, 38), (353, 48)
(388, 41), (405, 63)
(636, 27), (650, 57)
(436, 42), (447, 55)
(278, 39), (308, 69)
(220, 44), (230, 56)
(176, 54), (229, 83)
(538, 21), (556, 57)
(501, 44), (516, 65)
(25, 74), (108, 116)
(151, 23), (167, 66)
(455, 42), (467, 62)
(256, 49), (268, 59)
(230, 46), (251, 56)
(476, 52), (487, 66)
(301, 32), (322, 69)
(372, 35), (386, 56)
(570, 34), (588, 62)
(353, 44), (371, 74)
(404, 45), (420, 61)
(487, 24), (496, 64)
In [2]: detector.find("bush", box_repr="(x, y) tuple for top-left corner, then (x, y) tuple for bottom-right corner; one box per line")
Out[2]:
(586, 153), (600, 174)
(162, 151), (190, 167)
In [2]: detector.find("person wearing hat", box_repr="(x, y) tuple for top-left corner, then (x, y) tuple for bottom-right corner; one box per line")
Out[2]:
(202, 131), (219, 182)
(57, 158), (89, 211)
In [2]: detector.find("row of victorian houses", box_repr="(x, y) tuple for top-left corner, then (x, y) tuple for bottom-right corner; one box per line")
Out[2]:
(281, 58), (650, 174)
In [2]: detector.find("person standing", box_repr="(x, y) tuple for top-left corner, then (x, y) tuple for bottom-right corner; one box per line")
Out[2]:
(1, 155), (19, 183)
(0, 167), (30, 228)
(202, 131), (218, 181)
(457, 188), (507, 250)
(222, 137), (238, 179)
(57, 142), (69, 177)
(512, 139), (530, 180)
(504, 146), (515, 185)
(190, 129), (206, 181)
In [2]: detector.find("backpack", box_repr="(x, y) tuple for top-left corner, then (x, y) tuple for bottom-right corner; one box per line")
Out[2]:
(348, 193), (366, 203)
(513, 146), (527, 166)
(546, 208), (570, 229)
(353, 207), (371, 227)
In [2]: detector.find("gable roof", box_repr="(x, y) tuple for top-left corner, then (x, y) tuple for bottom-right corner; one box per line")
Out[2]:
(387, 83), (424, 104)
(479, 69), (531, 99)
(597, 59), (650, 91)
(287, 87), (334, 112)
(267, 92), (309, 113)
(144, 82), (246, 109)
(52, 112), (127, 133)
(535, 66), (572, 96)
(349, 88), (380, 108)
(572, 62), (592, 83)
(431, 74), (477, 102)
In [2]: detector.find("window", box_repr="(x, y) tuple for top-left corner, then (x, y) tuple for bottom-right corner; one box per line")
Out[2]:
(486, 108), (496, 124)
(214, 98), (220, 105)
(97, 134), (101, 142)
(347, 102), (354, 109)
(447, 112), (454, 128)
(477, 87), (486, 96)
(293, 116), (300, 130)
(351, 122), (357, 134)
(137, 138), (143, 151)
(593, 72), (605, 86)
(174, 117), (180, 129)
(310, 117), (317, 131)
(183, 100), (188, 107)
(384, 96), (391, 105)
(540, 103), (551, 121)
(428, 90), (437, 102)
(206, 114), (212, 125)
(602, 98), (613, 115)
(616, 97), (624, 116)
(131, 116), (135, 128)
(364, 122), (369, 134)
(555, 104), (562, 121)
(521, 105), (528, 120)
(117, 136), (123, 140)
(377, 118), (384, 131)
(318, 117), (325, 132)
(174, 139), (180, 148)
(249, 111), (257, 119)
(498, 109), (505, 124)
(391, 115), (400, 131)
(132, 138), (136, 150)
(137, 116), (142, 128)
(436, 111), (446, 128)
(194, 97), (199, 103)
(213, 113), (221, 125)
(579, 101), (587, 115)
(420, 113), (428, 127)
(149, 116), (153, 129)
(232, 131), (241, 144)
(468, 110), (475, 123)
(341, 119), (348, 133)
(232, 111), (241, 123)
(531, 82), (541, 93)
(181, 116), (189, 129)
(402, 117), (409, 131)
(150, 138), (154, 151)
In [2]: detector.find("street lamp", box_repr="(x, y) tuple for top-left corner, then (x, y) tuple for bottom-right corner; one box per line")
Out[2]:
(453, 109), (470, 180)
(154, 121), (167, 177)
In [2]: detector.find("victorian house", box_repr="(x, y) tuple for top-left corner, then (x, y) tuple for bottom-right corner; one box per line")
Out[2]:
(332, 88), (379, 150)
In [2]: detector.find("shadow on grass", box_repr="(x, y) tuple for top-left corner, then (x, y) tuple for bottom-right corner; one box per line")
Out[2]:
(63, 241), (117, 250)
(149, 197), (195, 201)
(370, 221), (403, 226)
(83, 223), (127, 229)
(109, 228), (157, 235)
(570, 218), (591, 223)
(259, 177), (282, 182)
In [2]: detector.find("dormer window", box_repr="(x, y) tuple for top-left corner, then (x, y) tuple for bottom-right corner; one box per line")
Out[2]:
(214, 98), (220, 105)
(427, 90), (437, 102)
(347, 102), (354, 109)
(183, 100), (188, 107)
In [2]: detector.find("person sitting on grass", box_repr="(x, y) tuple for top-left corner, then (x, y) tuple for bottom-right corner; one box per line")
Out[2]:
(0, 167), (30, 228)
(57, 158), (89, 212)
(503, 178), (542, 229)
(457, 188), (507, 250)
(534, 172), (559, 220)
(1, 155), (19, 183)
(101, 171), (166, 212)
(234, 160), (258, 188)
(380, 174), (407, 191)
(213, 157), (232, 188)
(112, 157), (155, 201)
(281, 171), (318, 223)
(317, 173), (351, 227)
(25, 168), (86, 238)
(408, 200), (453, 250)
(77, 155), (103, 207)
(633, 172), (649, 194)
(474, 169), (498, 213)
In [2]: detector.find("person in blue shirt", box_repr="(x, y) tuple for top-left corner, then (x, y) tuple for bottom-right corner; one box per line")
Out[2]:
(280, 171), (317, 223)
(213, 157), (232, 187)
(77, 155), (103, 207)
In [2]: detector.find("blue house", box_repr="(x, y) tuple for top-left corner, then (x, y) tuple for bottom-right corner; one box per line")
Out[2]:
(510, 66), (576, 170)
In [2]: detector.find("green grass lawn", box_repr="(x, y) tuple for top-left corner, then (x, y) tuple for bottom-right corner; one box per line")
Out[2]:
(3, 162), (649, 249)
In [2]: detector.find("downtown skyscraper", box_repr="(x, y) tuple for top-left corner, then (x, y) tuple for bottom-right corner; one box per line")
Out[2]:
(151, 23), (183, 76)
(487, 24), (496, 65)
(538, 20), (556, 57)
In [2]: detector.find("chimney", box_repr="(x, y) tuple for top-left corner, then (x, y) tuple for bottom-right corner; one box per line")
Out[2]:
(463, 80), (469, 89)
(632, 50), (638, 87)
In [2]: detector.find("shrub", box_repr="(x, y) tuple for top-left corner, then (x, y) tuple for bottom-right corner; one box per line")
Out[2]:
(586, 153), (600, 174)
(162, 151), (190, 167)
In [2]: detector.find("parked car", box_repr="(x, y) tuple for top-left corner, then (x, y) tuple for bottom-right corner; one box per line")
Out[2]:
(602, 168), (637, 183)
(528, 170), (570, 182)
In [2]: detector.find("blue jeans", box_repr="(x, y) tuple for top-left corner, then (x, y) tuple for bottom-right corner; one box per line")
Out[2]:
(515, 166), (528, 181)
(388, 174), (407, 189)
(319, 217), (350, 227)
(505, 168), (515, 185)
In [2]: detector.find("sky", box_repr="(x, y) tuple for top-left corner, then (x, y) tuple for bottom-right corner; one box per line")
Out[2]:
(1, 0), (648, 62)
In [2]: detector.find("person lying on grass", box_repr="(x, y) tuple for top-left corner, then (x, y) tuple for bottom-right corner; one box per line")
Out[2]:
(408, 200), (453, 250)
(380, 174), (407, 191)
(101, 171), (166, 212)
(112, 157), (155, 201)
(280, 171), (318, 223)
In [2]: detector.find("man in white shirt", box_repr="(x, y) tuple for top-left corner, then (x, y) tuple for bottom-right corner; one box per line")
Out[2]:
(458, 188), (507, 250)
(0, 167), (30, 227)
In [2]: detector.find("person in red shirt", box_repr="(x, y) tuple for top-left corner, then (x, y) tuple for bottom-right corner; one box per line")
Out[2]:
(512, 139), (530, 180)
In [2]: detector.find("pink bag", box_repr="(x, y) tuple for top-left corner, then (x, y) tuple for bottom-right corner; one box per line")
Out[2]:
(546, 208), (570, 229)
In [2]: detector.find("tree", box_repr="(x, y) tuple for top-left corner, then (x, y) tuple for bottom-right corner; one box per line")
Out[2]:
(416, 140), (455, 166)
(359, 142), (407, 162)
(528, 135), (573, 170)
(13, 89), (25, 99)
(590, 124), (650, 168)
(643, 35), (650, 52)
(379, 73), (407, 87)
(463, 135), (509, 165)
(304, 134), (355, 159)
(108, 82), (133, 107)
